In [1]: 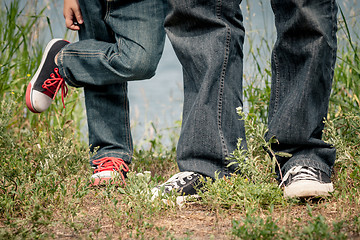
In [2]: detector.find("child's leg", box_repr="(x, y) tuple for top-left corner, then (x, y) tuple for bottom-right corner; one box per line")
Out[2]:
(57, 0), (168, 87)
(56, 0), (167, 166)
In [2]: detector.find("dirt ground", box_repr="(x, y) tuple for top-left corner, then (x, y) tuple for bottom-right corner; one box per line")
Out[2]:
(50, 195), (360, 240)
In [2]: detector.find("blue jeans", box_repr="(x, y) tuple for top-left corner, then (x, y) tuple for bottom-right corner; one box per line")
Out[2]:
(58, 0), (337, 179)
(165, 0), (246, 178)
(166, 0), (337, 178)
(57, 0), (168, 164)
(267, 0), (338, 178)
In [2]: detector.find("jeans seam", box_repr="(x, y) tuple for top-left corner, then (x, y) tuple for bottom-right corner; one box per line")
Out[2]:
(91, 151), (132, 162)
(123, 83), (132, 155)
(104, 0), (111, 22)
(216, 0), (231, 164)
(59, 50), (81, 87)
(62, 51), (110, 60)
(61, 52), (109, 87)
(113, 37), (123, 62)
(271, 3), (280, 117)
(63, 51), (121, 70)
(272, 49), (280, 116)
(216, 0), (221, 17)
(331, 0), (337, 79)
(105, 0), (122, 65)
(108, 51), (121, 63)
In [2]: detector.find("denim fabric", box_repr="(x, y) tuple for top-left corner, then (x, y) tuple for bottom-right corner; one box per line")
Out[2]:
(57, 0), (168, 164)
(165, 0), (247, 179)
(266, 0), (338, 178)
(166, 0), (337, 179)
(57, 0), (337, 179)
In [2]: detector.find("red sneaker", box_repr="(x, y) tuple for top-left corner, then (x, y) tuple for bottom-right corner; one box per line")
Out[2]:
(90, 157), (130, 186)
(26, 39), (69, 113)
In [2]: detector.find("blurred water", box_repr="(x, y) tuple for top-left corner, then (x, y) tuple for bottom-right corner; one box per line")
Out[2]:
(18, 1), (275, 144)
(39, 1), (275, 144)
(10, 0), (360, 145)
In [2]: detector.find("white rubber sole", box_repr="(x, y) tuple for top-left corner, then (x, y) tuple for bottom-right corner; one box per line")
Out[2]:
(89, 170), (123, 186)
(284, 180), (334, 198)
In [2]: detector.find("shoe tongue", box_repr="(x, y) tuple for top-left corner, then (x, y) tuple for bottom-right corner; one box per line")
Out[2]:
(34, 62), (58, 91)
(169, 172), (194, 182)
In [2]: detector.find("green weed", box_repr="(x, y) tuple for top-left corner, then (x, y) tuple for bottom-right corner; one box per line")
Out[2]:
(231, 209), (284, 240)
(0, 0), (359, 239)
(330, 7), (360, 118)
(231, 205), (350, 240)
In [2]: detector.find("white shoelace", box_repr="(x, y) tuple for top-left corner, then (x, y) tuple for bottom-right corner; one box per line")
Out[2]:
(279, 166), (318, 188)
(159, 171), (195, 189)
(151, 171), (196, 199)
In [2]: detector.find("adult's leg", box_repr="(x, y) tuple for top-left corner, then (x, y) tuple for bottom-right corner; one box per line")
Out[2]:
(57, 0), (168, 163)
(267, 0), (338, 178)
(165, 0), (246, 179)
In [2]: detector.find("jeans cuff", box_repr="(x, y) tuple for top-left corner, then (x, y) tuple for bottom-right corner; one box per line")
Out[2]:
(57, 47), (83, 88)
(282, 157), (333, 178)
(90, 151), (132, 167)
(178, 158), (237, 180)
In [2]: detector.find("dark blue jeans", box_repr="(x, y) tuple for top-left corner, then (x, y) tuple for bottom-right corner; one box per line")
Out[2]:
(57, 0), (168, 164)
(267, 0), (338, 178)
(58, 0), (338, 179)
(165, 0), (246, 178)
(166, 0), (338, 178)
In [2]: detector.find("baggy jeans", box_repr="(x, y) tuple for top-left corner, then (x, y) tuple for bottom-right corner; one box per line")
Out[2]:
(165, 0), (338, 178)
(57, 0), (338, 179)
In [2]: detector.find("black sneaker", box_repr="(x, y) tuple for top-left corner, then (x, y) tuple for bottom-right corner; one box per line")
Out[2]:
(279, 166), (334, 198)
(151, 172), (204, 203)
(26, 39), (70, 113)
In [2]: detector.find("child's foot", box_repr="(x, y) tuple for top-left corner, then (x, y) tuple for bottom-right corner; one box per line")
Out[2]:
(26, 39), (69, 113)
(90, 157), (129, 186)
(280, 166), (334, 198)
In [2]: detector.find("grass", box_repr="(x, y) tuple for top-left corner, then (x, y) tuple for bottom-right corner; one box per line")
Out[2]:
(0, 0), (359, 239)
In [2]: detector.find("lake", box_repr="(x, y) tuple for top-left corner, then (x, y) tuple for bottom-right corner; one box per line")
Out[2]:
(10, 0), (359, 145)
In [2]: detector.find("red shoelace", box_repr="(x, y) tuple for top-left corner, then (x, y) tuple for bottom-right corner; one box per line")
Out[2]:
(42, 68), (68, 108)
(92, 157), (130, 185)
